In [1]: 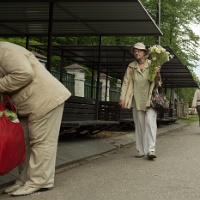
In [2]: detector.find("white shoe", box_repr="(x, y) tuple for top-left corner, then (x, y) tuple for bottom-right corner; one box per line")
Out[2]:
(135, 152), (145, 158)
(147, 151), (157, 159)
(3, 183), (24, 194)
(10, 185), (51, 196)
(10, 185), (41, 196)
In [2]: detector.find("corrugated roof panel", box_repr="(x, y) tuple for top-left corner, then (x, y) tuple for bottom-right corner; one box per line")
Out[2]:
(30, 44), (198, 88)
(0, 0), (162, 36)
(54, 2), (149, 20)
(0, 3), (49, 20)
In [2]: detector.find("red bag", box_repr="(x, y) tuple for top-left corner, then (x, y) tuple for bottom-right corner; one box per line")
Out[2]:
(0, 95), (26, 175)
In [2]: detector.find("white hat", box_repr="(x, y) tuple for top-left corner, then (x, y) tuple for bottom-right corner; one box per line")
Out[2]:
(130, 42), (147, 55)
(133, 42), (146, 50)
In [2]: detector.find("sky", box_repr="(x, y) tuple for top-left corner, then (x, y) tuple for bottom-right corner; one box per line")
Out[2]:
(190, 24), (200, 78)
(193, 63), (200, 78)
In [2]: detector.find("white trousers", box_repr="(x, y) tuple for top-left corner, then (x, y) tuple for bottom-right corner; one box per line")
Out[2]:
(16, 103), (64, 188)
(132, 108), (157, 156)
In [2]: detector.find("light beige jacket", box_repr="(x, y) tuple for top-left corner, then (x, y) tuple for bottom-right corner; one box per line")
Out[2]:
(192, 89), (200, 107)
(120, 60), (162, 109)
(0, 42), (71, 121)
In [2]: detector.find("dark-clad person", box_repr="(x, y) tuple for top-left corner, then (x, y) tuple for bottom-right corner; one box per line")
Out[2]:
(0, 42), (71, 196)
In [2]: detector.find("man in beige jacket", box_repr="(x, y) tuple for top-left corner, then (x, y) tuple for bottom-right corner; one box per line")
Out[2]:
(192, 87), (200, 126)
(0, 42), (71, 196)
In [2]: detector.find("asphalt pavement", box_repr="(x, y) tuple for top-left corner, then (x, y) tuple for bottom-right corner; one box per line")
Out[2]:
(0, 122), (186, 189)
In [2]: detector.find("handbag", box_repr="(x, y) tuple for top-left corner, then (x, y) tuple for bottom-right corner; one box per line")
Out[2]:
(150, 88), (169, 111)
(0, 95), (26, 175)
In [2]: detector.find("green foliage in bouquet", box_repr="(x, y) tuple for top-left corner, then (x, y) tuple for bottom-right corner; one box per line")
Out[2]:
(148, 45), (174, 82)
(0, 109), (18, 121)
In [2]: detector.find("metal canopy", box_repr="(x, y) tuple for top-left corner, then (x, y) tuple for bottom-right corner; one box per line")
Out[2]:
(30, 44), (198, 88)
(0, 0), (162, 37)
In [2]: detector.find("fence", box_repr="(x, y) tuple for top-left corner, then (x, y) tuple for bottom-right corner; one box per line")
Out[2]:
(177, 101), (196, 120)
(51, 69), (75, 95)
(84, 78), (102, 100)
(51, 70), (121, 101)
(49, 70), (192, 120)
(109, 86), (121, 102)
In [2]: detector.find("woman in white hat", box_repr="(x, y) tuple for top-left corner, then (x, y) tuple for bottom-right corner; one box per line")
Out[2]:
(119, 42), (161, 160)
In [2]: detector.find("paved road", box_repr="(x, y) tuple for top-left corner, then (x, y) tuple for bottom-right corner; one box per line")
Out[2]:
(1, 122), (200, 200)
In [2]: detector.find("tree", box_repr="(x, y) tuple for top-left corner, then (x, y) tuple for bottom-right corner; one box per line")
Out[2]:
(141, 0), (200, 71)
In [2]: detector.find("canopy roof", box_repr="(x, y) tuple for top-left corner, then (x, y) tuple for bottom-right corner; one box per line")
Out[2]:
(30, 44), (198, 88)
(1, 0), (195, 88)
(0, 0), (162, 37)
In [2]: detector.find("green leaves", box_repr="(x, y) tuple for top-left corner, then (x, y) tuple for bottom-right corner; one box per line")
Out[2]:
(0, 109), (18, 121)
(141, 0), (200, 81)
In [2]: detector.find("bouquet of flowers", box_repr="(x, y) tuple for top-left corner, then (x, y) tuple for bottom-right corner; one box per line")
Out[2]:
(148, 45), (174, 82)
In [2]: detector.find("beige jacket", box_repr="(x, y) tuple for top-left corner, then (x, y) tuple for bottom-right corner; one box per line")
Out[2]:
(192, 89), (200, 107)
(120, 60), (162, 109)
(0, 42), (71, 121)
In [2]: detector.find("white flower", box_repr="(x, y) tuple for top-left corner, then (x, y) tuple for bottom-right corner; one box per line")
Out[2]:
(150, 46), (157, 52)
(156, 49), (161, 53)
(148, 45), (174, 82)
(161, 48), (166, 53)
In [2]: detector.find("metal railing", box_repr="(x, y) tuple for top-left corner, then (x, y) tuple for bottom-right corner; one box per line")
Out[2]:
(50, 70), (121, 102)
(84, 78), (102, 100)
(109, 86), (121, 102)
(51, 69), (75, 95)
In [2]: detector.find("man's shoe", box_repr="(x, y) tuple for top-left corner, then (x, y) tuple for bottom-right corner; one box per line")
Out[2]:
(135, 152), (145, 158)
(10, 185), (41, 196)
(147, 151), (157, 159)
(3, 183), (24, 194)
